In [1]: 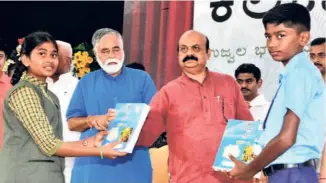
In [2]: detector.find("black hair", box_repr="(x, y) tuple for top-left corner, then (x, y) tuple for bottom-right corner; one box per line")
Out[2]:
(311, 37), (326, 46)
(11, 31), (58, 85)
(235, 63), (261, 82)
(177, 36), (210, 53)
(126, 62), (146, 71)
(204, 36), (209, 52)
(262, 3), (310, 32)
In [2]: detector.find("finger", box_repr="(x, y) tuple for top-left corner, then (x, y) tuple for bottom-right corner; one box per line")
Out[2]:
(96, 131), (108, 140)
(104, 120), (109, 128)
(107, 109), (117, 116)
(94, 121), (105, 131)
(107, 110), (116, 116)
(93, 120), (101, 130)
(100, 130), (108, 136)
(228, 154), (237, 162)
(107, 108), (116, 113)
(106, 112), (117, 117)
(220, 170), (228, 177)
(109, 155), (117, 159)
(226, 171), (233, 179)
(106, 139), (123, 148)
(110, 150), (128, 157)
(107, 115), (115, 122)
(91, 120), (96, 127)
(97, 121), (107, 131)
(106, 112), (116, 122)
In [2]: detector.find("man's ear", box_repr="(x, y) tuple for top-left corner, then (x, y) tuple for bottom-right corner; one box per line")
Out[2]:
(257, 79), (263, 88)
(207, 48), (212, 60)
(300, 31), (310, 47)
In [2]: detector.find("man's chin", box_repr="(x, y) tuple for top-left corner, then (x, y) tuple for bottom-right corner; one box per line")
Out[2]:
(102, 66), (122, 75)
(241, 91), (250, 95)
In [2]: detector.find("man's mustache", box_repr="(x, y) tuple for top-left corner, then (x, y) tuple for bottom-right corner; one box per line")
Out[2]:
(241, 88), (250, 92)
(183, 55), (198, 62)
(314, 62), (323, 67)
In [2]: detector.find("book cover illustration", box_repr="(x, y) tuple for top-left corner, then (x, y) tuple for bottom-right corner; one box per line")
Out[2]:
(102, 103), (150, 153)
(213, 120), (264, 171)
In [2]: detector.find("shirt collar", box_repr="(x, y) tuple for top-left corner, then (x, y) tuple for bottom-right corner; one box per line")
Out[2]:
(59, 72), (73, 80)
(101, 65), (126, 80)
(21, 72), (47, 89)
(46, 72), (75, 84)
(180, 68), (211, 86)
(250, 94), (269, 107)
(279, 51), (307, 82)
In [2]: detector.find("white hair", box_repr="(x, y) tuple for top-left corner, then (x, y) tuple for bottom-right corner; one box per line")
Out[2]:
(56, 40), (72, 58)
(91, 28), (123, 49)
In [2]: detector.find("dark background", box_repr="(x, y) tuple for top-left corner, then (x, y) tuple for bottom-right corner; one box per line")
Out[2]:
(0, 1), (124, 54)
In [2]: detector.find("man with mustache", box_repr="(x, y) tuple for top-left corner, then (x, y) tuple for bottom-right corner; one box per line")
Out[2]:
(66, 28), (157, 183)
(235, 64), (270, 122)
(309, 37), (326, 182)
(235, 64), (270, 183)
(137, 30), (253, 183)
(310, 38), (325, 82)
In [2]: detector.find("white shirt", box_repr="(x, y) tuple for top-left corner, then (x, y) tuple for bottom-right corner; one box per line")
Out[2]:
(249, 94), (271, 122)
(47, 72), (80, 183)
(322, 84), (326, 153)
(316, 84), (326, 173)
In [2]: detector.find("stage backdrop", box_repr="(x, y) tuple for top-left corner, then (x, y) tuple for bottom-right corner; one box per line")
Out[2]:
(194, 0), (326, 100)
(123, 1), (193, 89)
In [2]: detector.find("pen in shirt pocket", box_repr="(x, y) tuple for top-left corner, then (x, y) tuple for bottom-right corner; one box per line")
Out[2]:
(216, 96), (220, 104)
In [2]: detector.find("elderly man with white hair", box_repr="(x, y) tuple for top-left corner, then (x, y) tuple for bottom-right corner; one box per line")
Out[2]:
(46, 40), (80, 183)
(66, 28), (156, 183)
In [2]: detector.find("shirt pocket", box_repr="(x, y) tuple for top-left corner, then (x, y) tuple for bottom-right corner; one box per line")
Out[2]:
(215, 97), (236, 124)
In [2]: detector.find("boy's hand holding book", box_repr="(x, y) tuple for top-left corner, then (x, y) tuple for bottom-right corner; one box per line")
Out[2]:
(226, 154), (256, 180)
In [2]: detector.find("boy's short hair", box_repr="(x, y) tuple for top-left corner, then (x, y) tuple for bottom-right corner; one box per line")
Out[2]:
(262, 3), (310, 32)
(310, 37), (326, 46)
(235, 63), (261, 82)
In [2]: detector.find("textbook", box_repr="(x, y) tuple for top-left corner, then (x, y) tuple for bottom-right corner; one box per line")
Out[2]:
(102, 103), (150, 153)
(213, 120), (264, 171)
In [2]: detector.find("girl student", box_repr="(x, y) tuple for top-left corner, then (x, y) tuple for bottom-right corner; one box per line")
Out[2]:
(0, 31), (125, 183)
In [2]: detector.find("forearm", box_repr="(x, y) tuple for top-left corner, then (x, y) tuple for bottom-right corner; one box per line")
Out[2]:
(247, 135), (293, 174)
(137, 129), (161, 147)
(320, 142), (326, 177)
(55, 138), (101, 157)
(247, 110), (298, 174)
(68, 117), (90, 132)
(137, 115), (165, 147)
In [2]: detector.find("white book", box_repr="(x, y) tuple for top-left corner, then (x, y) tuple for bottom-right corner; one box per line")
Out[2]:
(102, 103), (150, 153)
(213, 120), (264, 171)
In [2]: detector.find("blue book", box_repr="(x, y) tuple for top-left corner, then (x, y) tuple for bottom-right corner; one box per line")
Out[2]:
(213, 120), (264, 171)
(102, 103), (150, 153)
